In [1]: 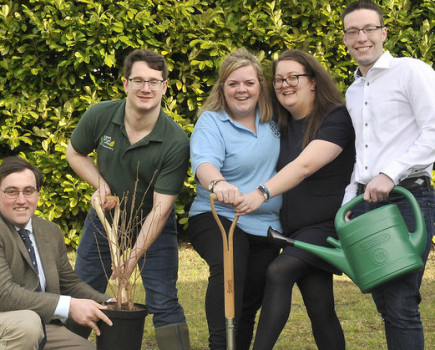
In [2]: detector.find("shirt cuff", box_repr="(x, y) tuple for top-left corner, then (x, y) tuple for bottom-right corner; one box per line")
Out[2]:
(380, 163), (412, 185)
(53, 295), (71, 323)
(342, 182), (358, 205)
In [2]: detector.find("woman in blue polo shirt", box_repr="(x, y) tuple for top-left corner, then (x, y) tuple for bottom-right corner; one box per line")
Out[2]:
(188, 48), (282, 350)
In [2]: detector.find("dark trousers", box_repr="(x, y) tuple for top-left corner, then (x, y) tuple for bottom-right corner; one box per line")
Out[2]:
(352, 180), (434, 350)
(188, 212), (279, 350)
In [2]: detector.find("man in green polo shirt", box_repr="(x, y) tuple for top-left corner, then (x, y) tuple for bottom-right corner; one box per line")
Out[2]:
(66, 49), (190, 349)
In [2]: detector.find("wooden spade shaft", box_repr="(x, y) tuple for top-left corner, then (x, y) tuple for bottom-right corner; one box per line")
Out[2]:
(210, 193), (238, 350)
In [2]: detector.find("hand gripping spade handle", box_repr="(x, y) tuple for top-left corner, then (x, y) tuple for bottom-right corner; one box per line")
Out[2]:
(210, 193), (239, 350)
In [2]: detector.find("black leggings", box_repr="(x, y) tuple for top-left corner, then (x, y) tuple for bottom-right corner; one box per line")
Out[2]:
(253, 254), (345, 350)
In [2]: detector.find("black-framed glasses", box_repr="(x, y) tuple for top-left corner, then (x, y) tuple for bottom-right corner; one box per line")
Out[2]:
(0, 187), (39, 199)
(343, 25), (384, 39)
(128, 78), (165, 90)
(273, 74), (311, 89)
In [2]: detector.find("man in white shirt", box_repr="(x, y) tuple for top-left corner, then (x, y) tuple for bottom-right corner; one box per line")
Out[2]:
(341, 1), (435, 350)
(0, 156), (112, 349)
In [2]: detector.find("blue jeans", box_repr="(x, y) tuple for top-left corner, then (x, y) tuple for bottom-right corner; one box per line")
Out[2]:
(352, 182), (434, 350)
(75, 208), (186, 328)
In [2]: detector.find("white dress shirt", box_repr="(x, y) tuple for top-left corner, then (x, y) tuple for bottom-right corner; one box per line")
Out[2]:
(343, 51), (435, 203)
(18, 220), (71, 323)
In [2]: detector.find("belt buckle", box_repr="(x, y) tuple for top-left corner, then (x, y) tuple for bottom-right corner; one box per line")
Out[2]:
(400, 176), (426, 188)
(413, 177), (425, 186)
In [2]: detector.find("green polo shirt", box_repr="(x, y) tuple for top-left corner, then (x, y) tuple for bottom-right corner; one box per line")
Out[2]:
(70, 100), (189, 217)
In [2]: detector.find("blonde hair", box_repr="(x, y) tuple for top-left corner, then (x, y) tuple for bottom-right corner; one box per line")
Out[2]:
(198, 48), (273, 122)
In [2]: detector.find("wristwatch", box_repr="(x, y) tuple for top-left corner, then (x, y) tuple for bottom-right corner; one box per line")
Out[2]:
(208, 179), (226, 193)
(256, 184), (271, 202)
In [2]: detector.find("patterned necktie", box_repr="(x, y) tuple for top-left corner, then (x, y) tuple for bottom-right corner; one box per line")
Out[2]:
(17, 229), (46, 349)
(18, 229), (42, 291)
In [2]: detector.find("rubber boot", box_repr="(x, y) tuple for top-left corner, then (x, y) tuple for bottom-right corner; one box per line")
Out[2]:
(155, 322), (191, 350)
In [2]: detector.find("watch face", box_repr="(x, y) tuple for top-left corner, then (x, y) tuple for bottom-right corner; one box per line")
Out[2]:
(257, 185), (269, 201)
(208, 181), (215, 192)
(257, 185), (265, 195)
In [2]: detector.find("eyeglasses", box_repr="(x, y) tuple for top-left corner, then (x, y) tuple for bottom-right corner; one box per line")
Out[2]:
(272, 74), (311, 90)
(343, 25), (384, 39)
(0, 187), (39, 199)
(128, 78), (165, 90)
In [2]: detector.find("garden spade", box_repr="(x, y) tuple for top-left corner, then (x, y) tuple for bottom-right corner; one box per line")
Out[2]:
(210, 193), (238, 350)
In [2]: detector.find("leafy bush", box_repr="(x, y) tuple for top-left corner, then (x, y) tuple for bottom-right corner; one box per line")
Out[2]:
(0, 0), (433, 248)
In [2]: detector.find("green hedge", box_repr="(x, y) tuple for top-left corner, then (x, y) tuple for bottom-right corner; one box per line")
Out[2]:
(0, 0), (434, 248)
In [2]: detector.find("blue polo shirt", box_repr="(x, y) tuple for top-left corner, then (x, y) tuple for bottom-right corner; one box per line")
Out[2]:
(189, 110), (282, 236)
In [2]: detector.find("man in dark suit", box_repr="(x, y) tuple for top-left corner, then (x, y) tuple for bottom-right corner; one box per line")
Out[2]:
(0, 156), (112, 349)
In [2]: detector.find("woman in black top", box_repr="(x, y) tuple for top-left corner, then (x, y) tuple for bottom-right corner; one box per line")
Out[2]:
(235, 50), (355, 350)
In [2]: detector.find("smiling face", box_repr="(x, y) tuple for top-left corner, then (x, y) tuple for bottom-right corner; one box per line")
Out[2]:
(274, 60), (316, 120)
(223, 65), (261, 121)
(343, 9), (387, 76)
(123, 61), (168, 115)
(0, 169), (40, 228)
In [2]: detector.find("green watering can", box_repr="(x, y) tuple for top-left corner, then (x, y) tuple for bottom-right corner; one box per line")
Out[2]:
(268, 186), (426, 293)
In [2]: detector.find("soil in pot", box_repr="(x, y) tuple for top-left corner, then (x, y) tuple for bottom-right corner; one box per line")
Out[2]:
(97, 303), (148, 350)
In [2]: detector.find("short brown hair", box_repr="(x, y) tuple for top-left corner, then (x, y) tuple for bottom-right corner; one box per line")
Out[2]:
(0, 157), (43, 190)
(342, 0), (384, 27)
(123, 49), (169, 80)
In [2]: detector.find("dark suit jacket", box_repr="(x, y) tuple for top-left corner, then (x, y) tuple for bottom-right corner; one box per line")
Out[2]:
(0, 214), (108, 323)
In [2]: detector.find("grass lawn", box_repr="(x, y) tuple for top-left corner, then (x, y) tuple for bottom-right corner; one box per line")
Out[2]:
(86, 244), (434, 349)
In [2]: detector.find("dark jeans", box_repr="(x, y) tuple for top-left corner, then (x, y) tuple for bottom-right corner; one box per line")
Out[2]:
(75, 208), (186, 328)
(188, 212), (280, 350)
(352, 181), (434, 350)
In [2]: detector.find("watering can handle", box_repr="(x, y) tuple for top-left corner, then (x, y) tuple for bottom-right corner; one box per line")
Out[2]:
(335, 185), (425, 238)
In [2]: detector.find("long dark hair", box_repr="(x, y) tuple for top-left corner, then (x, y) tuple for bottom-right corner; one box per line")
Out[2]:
(272, 50), (343, 148)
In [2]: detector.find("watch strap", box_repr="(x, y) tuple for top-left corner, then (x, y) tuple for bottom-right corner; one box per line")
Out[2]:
(208, 179), (226, 193)
(256, 184), (270, 202)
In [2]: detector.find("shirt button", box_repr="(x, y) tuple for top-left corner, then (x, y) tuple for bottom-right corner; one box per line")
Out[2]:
(365, 102), (368, 105)
(365, 123), (368, 127)
(367, 82), (370, 86)
(365, 166), (368, 170)
(365, 144), (368, 148)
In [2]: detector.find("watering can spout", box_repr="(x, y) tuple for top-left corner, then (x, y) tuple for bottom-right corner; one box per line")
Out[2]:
(267, 228), (355, 281)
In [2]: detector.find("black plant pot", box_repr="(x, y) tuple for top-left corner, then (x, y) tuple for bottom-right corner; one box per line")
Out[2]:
(97, 303), (148, 350)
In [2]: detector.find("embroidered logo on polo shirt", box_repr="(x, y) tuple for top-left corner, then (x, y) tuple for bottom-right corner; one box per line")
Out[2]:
(100, 135), (115, 150)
